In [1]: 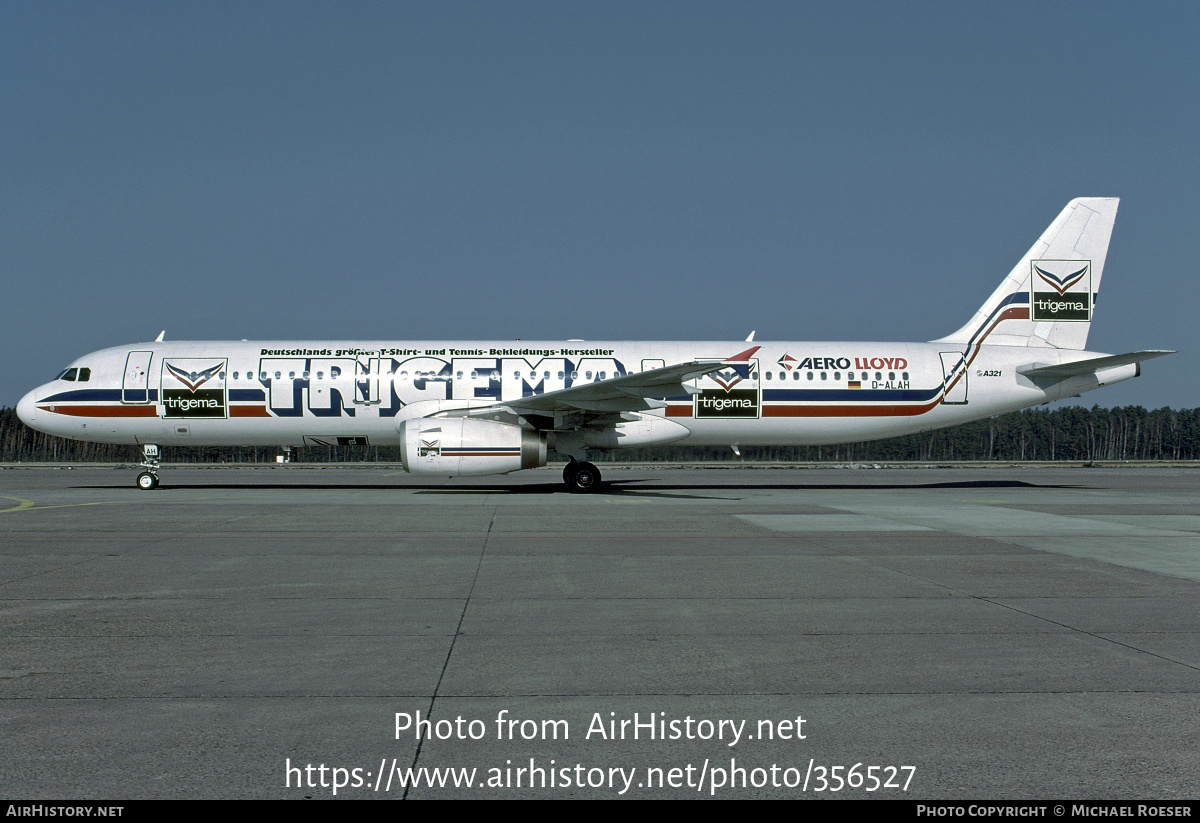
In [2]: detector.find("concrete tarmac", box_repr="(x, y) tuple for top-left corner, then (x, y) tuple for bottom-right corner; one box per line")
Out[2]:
(1, 464), (1198, 799)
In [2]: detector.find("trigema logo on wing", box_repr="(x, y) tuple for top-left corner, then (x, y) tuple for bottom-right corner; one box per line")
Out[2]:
(161, 359), (228, 418)
(1030, 259), (1092, 321)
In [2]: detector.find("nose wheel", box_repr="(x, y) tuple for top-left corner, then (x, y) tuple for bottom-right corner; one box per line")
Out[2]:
(136, 444), (160, 490)
(563, 460), (601, 493)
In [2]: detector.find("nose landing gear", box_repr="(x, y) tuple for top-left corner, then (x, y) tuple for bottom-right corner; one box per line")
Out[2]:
(136, 444), (160, 490)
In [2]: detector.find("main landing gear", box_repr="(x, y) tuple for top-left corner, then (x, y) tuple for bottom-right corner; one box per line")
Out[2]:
(563, 458), (601, 493)
(136, 444), (160, 490)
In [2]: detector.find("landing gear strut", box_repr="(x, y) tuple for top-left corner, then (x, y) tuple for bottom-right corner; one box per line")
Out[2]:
(136, 444), (160, 490)
(563, 458), (601, 493)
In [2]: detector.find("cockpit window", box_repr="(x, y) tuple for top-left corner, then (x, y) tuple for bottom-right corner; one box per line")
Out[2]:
(59, 368), (79, 382)
(77, 368), (91, 382)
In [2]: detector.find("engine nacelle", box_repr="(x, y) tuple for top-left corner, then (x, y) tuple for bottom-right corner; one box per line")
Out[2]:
(399, 418), (547, 476)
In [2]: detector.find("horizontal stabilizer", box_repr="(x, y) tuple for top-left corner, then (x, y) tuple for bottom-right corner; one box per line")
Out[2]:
(1017, 350), (1174, 380)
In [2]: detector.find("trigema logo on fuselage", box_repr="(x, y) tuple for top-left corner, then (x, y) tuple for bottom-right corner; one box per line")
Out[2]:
(695, 358), (760, 419)
(162, 359), (228, 418)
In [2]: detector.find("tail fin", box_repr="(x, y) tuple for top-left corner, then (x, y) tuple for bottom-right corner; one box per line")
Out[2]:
(933, 197), (1119, 350)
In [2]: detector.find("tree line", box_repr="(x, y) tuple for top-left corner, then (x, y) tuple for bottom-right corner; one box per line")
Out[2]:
(1, 405), (1197, 464)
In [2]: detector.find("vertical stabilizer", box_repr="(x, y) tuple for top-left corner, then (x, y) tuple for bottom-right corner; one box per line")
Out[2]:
(934, 198), (1118, 350)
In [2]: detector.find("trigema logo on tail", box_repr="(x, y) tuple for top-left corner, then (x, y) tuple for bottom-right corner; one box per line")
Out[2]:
(161, 359), (228, 418)
(1030, 259), (1092, 321)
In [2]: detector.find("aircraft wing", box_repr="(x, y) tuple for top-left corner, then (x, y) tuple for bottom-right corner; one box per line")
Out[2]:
(1016, 350), (1174, 381)
(502, 346), (760, 415)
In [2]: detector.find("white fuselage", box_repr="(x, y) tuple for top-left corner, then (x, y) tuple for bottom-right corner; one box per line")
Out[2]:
(16, 338), (1135, 450)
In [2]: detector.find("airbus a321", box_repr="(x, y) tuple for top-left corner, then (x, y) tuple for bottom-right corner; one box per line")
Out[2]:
(16, 198), (1172, 492)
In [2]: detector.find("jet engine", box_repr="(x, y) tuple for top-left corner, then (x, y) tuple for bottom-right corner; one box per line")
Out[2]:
(399, 418), (547, 476)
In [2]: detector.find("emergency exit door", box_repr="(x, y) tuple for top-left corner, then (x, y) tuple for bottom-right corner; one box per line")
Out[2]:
(122, 351), (153, 403)
(939, 351), (968, 404)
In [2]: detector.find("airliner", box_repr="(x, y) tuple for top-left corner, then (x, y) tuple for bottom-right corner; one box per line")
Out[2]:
(16, 198), (1172, 492)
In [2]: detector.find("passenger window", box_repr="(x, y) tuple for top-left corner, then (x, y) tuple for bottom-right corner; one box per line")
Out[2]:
(275, 372), (282, 380)
(902, 371), (909, 380)
(889, 372), (895, 380)
(793, 371), (800, 380)
(765, 372), (772, 380)
(875, 372), (882, 381)
(585, 371), (593, 380)
(807, 372), (814, 380)
(558, 371), (565, 380)
(331, 367), (341, 378)
(820, 372), (827, 381)
(219, 371), (226, 380)
(599, 371), (606, 380)
(260, 372), (267, 380)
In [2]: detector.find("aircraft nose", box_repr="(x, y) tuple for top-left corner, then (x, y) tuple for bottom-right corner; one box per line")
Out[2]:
(16, 389), (38, 427)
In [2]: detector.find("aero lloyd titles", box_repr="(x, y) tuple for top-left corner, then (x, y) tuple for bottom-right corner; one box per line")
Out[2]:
(791, 357), (910, 371)
(794, 356), (913, 389)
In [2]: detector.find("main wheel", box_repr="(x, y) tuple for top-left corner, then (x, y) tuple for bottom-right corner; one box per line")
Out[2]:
(565, 461), (601, 493)
(136, 472), (159, 491)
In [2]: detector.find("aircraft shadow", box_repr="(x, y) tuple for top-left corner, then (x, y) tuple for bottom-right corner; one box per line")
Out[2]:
(606, 478), (1088, 491)
(73, 478), (1086, 495)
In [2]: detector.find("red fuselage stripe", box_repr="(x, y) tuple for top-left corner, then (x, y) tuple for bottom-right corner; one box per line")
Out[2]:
(230, 406), (271, 417)
(38, 405), (158, 417)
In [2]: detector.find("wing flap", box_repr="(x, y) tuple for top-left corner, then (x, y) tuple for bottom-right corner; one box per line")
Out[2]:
(505, 359), (723, 414)
(503, 347), (760, 416)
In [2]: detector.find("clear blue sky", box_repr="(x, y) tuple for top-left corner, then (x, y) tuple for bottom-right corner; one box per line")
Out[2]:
(3, 1), (1196, 408)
